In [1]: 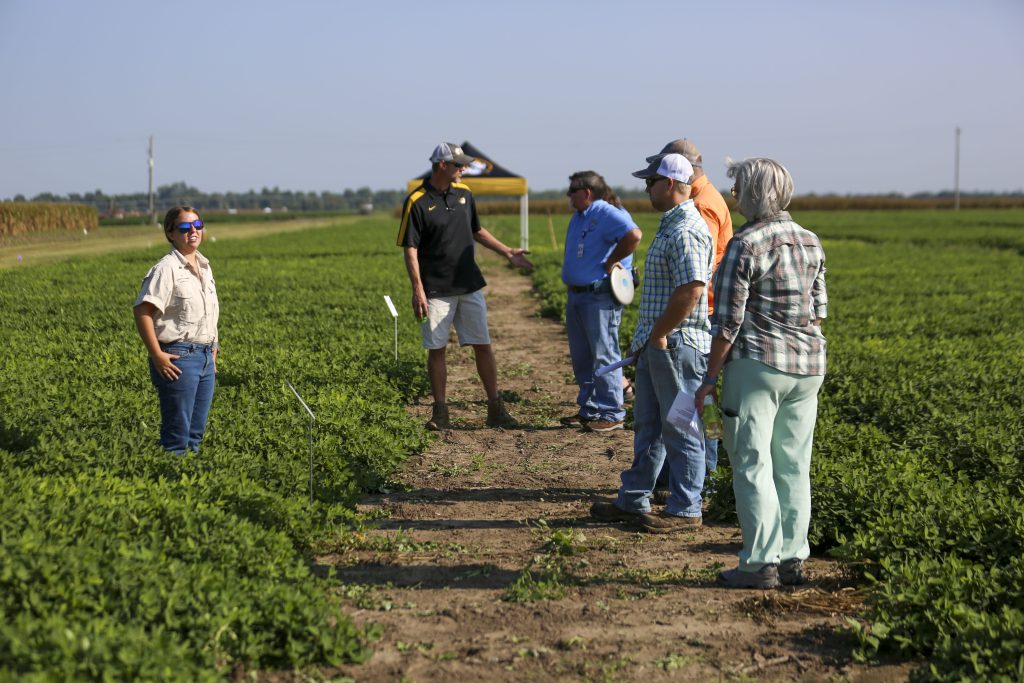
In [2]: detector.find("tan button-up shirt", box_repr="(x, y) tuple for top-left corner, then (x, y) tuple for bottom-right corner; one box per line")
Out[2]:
(134, 249), (220, 347)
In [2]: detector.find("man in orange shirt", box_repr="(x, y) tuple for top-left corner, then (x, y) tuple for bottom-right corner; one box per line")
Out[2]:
(648, 138), (733, 490)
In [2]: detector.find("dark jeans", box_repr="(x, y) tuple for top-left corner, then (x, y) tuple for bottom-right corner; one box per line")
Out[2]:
(149, 342), (216, 454)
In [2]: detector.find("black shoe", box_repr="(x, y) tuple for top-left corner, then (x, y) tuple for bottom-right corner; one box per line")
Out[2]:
(589, 500), (642, 523)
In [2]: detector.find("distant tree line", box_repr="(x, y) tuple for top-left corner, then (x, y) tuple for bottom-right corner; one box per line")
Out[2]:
(5, 182), (408, 217)
(6, 183), (1021, 218)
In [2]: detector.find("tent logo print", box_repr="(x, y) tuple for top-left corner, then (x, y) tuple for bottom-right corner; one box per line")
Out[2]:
(462, 158), (494, 176)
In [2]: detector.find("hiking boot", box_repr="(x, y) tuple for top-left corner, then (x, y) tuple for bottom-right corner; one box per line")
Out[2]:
(639, 511), (702, 533)
(559, 413), (591, 427)
(651, 487), (669, 506)
(717, 564), (780, 589)
(779, 558), (806, 586)
(583, 419), (624, 433)
(425, 402), (449, 431)
(590, 500), (643, 523)
(486, 396), (518, 428)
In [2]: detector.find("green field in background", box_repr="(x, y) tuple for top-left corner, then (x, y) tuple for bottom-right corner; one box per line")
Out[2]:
(1, 209), (1022, 680)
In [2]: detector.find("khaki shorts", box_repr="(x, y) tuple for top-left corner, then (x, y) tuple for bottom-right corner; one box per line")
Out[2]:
(421, 290), (491, 349)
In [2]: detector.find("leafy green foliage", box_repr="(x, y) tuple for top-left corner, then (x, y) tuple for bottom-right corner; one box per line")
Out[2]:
(529, 208), (1024, 681)
(0, 217), (430, 678)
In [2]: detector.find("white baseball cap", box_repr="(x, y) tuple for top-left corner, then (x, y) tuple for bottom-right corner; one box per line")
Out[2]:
(631, 153), (694, 184)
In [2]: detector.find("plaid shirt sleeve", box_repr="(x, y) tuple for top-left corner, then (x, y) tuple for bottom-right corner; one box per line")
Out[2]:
(710, 239), (748, 343)
(811, 260), (828, 320)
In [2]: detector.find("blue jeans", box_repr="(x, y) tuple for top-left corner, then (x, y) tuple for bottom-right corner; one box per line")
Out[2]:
(149, 342), (216, 454)
(657, 435), (719, 488)
(705, 437), (719, 474)
(565, 290), (624, 421)
(617, 333), (707, 517)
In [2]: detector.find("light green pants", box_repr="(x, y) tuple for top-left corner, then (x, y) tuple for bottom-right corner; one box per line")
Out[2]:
(721, 358), (824, 571)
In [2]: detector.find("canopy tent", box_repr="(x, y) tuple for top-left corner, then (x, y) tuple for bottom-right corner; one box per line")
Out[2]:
(407, 141), (529, 250)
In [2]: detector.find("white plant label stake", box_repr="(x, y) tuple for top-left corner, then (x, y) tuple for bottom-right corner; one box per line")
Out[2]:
(383, 295), (399, 361)
(286, 379), (317, 505)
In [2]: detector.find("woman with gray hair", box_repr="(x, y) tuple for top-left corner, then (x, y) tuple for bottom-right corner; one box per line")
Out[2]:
(695, 158), (828, 589)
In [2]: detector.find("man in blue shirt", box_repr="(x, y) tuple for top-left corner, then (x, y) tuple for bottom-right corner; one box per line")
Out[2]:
(560, 171), (642, 432)
(591, 154), (714, 533)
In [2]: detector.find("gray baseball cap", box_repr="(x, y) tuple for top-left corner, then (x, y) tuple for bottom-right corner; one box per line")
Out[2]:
(645, 138), (702, 166)
(429, 142), (475, 165)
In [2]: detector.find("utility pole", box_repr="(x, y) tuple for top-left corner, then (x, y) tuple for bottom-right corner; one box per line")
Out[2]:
(148, 135), (156, 224)
(954, 127), (961, 211)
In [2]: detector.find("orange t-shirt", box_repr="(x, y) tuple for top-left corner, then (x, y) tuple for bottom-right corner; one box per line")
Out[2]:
(690, 174), (733, 313)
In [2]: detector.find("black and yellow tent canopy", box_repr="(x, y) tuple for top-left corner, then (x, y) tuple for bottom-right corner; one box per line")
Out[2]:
(407, 141), (530, 249)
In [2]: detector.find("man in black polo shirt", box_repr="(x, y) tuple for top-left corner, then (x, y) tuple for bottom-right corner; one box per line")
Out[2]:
(397, 142), (534, 430)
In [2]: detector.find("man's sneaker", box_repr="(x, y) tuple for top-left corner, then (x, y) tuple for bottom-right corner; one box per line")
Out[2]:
(486, 397), (518, 428)
(639, 511), (702, 533)
(779, 558), (806, 586)
(425, 402), (449, 431)
(559, 413), (591, 427)
(717, 564), (780, 589)
(589, 500), (643, 523)
(584, 419), (624, 433)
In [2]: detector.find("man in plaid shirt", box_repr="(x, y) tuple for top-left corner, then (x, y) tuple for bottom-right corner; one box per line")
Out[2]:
(591, 153), (714, 533)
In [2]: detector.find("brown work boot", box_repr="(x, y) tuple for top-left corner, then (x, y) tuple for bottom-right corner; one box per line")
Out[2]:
(425, 402), (449, 431)
(559, 413), (591, 427)
(639, 511), (702, 533)
(583, 419), (624, 433)
(486, 396), (518, 428)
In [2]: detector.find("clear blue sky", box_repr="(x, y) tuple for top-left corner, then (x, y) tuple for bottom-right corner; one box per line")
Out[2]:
(2, 0), (1022, 198)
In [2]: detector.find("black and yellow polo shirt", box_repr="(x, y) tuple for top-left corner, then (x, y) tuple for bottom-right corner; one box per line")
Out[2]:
(396, 181), (486, 297)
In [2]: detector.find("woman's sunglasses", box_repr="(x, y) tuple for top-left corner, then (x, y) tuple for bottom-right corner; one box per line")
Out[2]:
(175, 220), (204, 232)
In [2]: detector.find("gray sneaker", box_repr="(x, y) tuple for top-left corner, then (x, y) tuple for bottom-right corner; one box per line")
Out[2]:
(486, 397), (518, 428)
(717, 564), (780, 589)
(425, 402), (449, 431)
(779, 558), (806, 585)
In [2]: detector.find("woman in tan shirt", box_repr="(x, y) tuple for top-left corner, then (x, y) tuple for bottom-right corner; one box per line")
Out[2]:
(133, 205), (220, 454)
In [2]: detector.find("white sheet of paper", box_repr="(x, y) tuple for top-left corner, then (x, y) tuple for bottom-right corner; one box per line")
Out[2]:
(595, 356), (634, 377)
(666, 390), (703, 438)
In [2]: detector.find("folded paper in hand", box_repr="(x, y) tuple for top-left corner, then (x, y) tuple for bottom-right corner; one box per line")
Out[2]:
(594, 356), (634, 378)
(666, 390), (703, 438)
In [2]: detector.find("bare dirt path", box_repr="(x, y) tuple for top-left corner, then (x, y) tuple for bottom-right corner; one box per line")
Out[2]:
(328, 252), (912, 682)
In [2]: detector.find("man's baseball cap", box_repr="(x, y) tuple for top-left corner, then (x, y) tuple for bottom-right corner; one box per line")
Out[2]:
(632, 153), (695, 184)
(645, 138), (702, 166)
(429, 142), (475, 165)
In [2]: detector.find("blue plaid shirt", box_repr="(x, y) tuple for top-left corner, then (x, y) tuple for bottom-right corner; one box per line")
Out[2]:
(631, 200), (713, 354)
